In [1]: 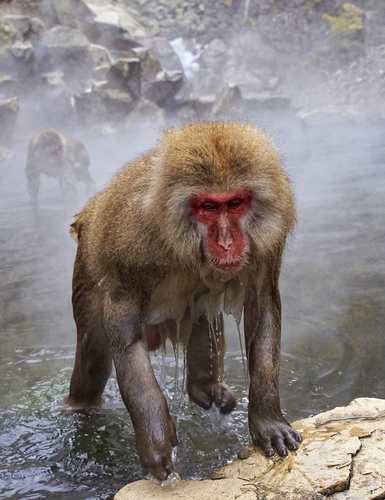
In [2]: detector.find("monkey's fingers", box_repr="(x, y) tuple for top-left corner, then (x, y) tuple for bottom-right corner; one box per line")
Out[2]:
(140, 444), (175, 481)
(138, 427), (178, 481)
(145, 452), (174, 481)
(212, 382), (236, 414)
(188, 380), (236, 414)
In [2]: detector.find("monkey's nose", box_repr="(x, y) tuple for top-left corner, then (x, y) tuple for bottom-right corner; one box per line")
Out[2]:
(217, 232), (233, 250)
(218, 240), (232, 251)
(217, 217), (233, 250)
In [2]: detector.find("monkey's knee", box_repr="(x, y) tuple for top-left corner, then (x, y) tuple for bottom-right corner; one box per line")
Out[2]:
(187, 379), (236, 414)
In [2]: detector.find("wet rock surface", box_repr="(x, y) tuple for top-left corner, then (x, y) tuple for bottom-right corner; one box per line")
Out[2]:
(115, 398), (385, 500)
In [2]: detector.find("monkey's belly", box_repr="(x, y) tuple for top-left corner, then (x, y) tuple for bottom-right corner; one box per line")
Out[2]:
(145, 270), (248, 349)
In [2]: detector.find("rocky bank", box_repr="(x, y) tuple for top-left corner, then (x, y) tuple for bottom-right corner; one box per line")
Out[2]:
(1, 0), (385, 152)
(116, 398), (385, 500)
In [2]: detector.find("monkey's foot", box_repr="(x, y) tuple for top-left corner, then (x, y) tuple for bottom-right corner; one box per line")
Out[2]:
(250, 417), (302, 458)
(187, 379), (236, 414)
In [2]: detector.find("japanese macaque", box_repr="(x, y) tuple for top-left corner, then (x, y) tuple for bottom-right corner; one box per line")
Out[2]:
(25, 128), (96, 207)
(66, 121), (302, 480)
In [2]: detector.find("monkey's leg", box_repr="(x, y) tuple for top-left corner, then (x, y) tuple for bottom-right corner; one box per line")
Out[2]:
(25, 166), (40, 208)
(186, 314), (236, 414)
(244, 271), (302, 458)
(66, 251), (112, 408)
(103, 289), (178, 481)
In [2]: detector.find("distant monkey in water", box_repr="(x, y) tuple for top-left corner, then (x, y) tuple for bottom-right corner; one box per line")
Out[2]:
(26, 128), (96, 207)
(66, 121), (302, 480)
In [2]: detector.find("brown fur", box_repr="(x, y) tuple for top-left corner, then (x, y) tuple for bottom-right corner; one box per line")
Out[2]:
(26, 128), (95, 207)
(66, 121), (301, 481)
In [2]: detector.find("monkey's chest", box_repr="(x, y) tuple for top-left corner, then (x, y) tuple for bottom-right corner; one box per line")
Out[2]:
(145, 270), (247, 347)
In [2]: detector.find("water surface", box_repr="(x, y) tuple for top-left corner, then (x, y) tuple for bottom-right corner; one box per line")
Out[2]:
(1, 119), (384, 499)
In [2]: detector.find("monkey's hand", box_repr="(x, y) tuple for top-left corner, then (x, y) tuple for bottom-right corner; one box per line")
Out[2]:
(249, 413), (302, 458)
(135, 406), (178, 481)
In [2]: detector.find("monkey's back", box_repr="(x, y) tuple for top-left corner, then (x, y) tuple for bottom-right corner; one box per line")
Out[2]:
(73, 151), (173, 283)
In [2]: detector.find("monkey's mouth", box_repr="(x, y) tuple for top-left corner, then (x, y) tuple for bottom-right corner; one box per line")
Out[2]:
(212, 256), (244, 272)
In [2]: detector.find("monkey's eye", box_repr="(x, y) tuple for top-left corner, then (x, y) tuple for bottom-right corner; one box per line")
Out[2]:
(228, 200), (240, 209)
(201, 203), (216, 211)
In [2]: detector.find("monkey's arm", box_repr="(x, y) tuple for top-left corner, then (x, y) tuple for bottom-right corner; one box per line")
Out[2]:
(73, 162), (96, 198)
(103, 290), (178, 480)
(244, 258), (302, 458)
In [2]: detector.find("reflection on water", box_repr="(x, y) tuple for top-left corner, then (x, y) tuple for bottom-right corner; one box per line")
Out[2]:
(1, 120), (385, 499)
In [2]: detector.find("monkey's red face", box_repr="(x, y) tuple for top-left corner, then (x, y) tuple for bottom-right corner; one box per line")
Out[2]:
(51, 146), (63, 162)
(191, 190), (253, 272)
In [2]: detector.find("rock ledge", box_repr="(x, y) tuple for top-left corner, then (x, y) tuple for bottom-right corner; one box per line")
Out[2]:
(115, 398), (385, 500)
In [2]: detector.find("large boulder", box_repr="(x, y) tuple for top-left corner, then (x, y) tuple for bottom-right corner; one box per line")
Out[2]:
(84, 2), (147, 51)
(74, 88), (134, 127)
(198, 38), (228, 93)
(38, 0), (94, 30)
(124, 97), (165, 132)
(33, 70), (76, 128)
(89, 43), (112, 80)
(36, 26), (94, 79)
(0, 41), (38, 80)
(212, 82), (243, 117)
(242, 92), (292, 115)
(141, 37), (184, 108)
(106, 57), (141, 99)
(1, 15), (40, 42)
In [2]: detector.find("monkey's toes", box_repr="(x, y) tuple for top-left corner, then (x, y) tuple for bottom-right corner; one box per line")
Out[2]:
(252, 419), (302, 459)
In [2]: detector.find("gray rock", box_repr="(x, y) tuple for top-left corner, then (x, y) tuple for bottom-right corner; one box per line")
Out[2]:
(0, 74), (18, 98)
(124, 97), (165, 131)
(148, 37), (184, 74)
(0, 41), (37, 80)
(243, 92), (292, 113)
(74, 88), (134, 126)
(1, 15), (33, 41)
(89, 43), (112, 80)
(107, 57), (141, 99)
(35, 70), (76, 127)
(0, 15), (45, 43)
(84, 2), (147, 51)
(198, 38), (228, 92)
(141, 37), (184, 107)
(212, 82), (243, 117)
(297, 106), (361, 126)
(38, 0), (94, 30)
(173, 95), (214, 122)
(142, 69), (183, 108)
(37, 26), (94, 79)
(0, 96), (19, 143)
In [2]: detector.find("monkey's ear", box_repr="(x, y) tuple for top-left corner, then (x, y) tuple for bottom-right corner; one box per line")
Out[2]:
(70, 220), (81, 242)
